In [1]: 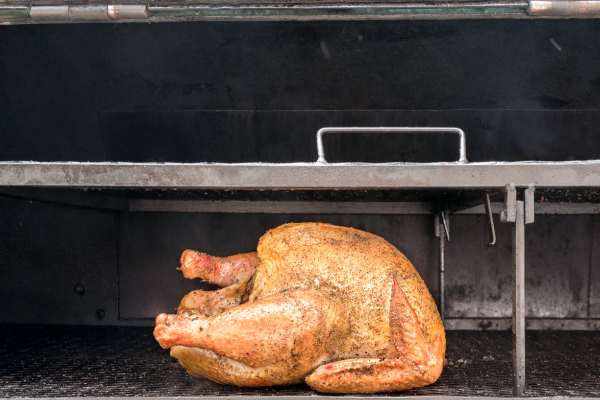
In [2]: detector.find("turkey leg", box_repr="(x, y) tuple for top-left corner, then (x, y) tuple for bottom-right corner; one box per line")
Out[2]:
(305, 279), (444, 393)
(179, 250), (258, 287)
(154, 290), (344, 385)
(177, 278), (250, 317)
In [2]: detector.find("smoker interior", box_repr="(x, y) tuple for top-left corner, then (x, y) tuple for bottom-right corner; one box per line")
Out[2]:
(1, 326), (599, 398)
(2, 18), (600, 398)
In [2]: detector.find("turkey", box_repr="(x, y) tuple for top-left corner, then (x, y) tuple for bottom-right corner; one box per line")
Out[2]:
(154, 222), (445, 393)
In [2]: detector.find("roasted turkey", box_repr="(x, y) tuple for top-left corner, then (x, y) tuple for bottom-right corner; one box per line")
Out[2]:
(154, 222), (445, 393)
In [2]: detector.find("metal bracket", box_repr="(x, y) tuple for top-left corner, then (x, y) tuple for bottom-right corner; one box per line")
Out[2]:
(484, 191), (496, 245)
(440, 210), (450, 241)
(442, 189), (498, 245)
(500, 183), (517, 223)
(434, 212), (448, 321)
(525, 184), (535, 224)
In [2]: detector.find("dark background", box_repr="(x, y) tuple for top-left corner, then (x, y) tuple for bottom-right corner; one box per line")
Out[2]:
(2, 19), (600, 163)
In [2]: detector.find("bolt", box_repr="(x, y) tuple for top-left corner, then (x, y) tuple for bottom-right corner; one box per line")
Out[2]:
(73, 283), (86, 296)
(95, 309), (105, 320)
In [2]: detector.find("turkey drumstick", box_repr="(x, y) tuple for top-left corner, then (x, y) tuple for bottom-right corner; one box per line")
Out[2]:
(179, 250), (258, 287)
(176, 278), (251, 318)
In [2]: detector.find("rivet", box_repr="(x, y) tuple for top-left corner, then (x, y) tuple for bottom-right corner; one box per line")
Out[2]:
(95, 309), (105, 320)
(73, 282), (86, 296)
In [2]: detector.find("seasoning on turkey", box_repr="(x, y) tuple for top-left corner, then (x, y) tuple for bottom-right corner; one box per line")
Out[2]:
(155, 222), (445, 393)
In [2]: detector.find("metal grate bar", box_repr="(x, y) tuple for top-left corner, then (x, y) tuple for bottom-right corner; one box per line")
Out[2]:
(2, 161), (600, 189)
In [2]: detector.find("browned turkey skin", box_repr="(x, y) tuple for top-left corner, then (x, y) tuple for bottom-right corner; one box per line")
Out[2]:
(155, 222), (445, 393)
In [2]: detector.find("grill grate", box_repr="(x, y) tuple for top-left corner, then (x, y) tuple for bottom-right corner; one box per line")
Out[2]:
(0, 325), (599, 398)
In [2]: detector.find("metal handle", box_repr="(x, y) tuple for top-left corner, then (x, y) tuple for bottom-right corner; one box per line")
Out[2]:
(316, 127), (468, 164)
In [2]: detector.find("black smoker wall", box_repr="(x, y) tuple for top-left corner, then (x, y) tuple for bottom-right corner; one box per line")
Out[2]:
(2, 19), (600, 162)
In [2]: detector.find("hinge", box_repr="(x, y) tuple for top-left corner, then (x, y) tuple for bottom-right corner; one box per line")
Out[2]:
(30, 5), (148, 21)
(528, 0), (600, 16)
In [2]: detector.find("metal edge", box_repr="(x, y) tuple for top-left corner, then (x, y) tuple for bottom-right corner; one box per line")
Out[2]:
(8, 11), (600, 24)
(2, 161), (600, 189)
(1, 1), (528, 23)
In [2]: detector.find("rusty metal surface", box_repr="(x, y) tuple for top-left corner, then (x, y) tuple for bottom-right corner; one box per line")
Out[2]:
(444, 214), (593, 320)
(1, 326), (599, 397)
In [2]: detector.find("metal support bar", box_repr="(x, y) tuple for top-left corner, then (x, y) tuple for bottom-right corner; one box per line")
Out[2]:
(512, 200), (526, 397)
(501, 183), (517, 223)
(440, 210), (450, 240)
(151, 1), (529, 14)
(436, 214), (446, 321)
(0, 1), (530, 22)
(484, 192), (497, 245)
(501, 186), (532, 397)
(3, 161), (600, 189)
(9, 0), (600, 21)
(434, 201), (449, 322)
(524, 185), (535, 224)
